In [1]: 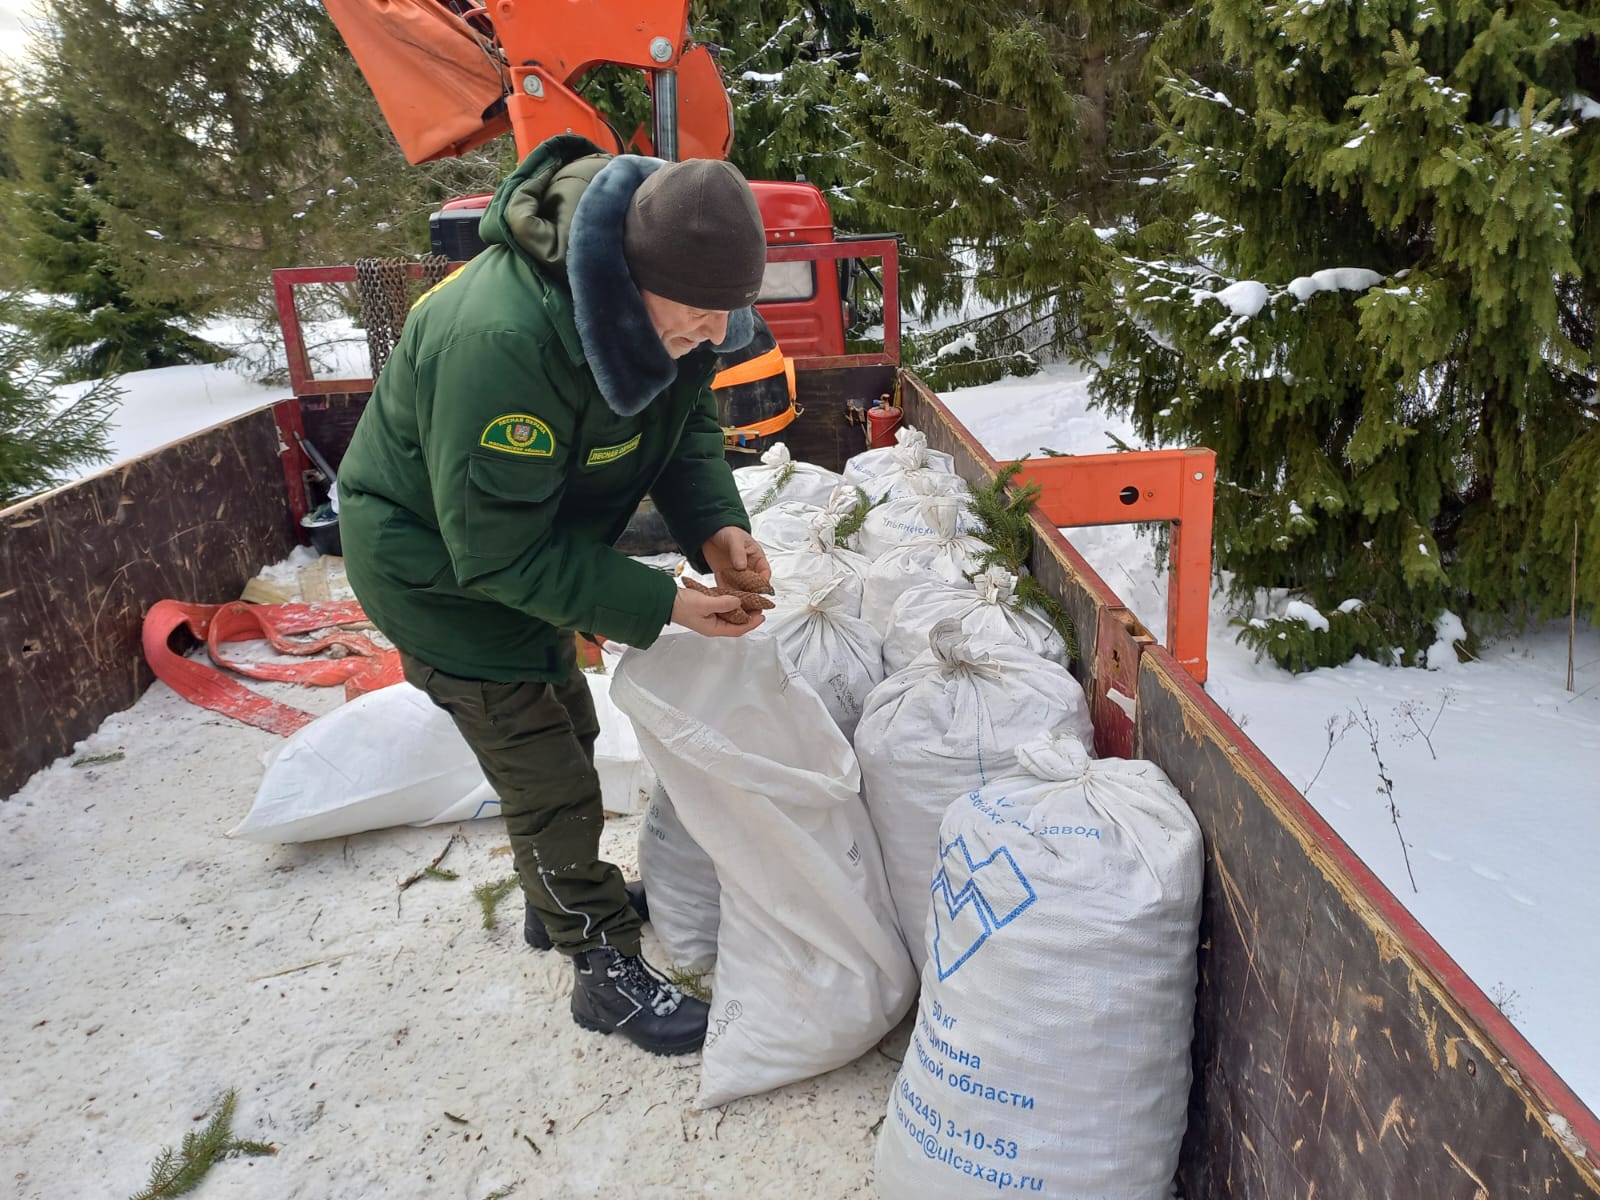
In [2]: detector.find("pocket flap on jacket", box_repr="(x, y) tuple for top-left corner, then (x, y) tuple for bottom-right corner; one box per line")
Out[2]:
(467, 451), (564, 504)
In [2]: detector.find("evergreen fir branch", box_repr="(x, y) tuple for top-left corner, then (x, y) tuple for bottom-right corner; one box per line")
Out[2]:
(473, 876), (521, 930)
(750, 461), (797, 516)
(830, 486), (878, 546)
(965, 460), (1079, 660)
(666, 966), (712, 1003)
(129, 1090), (275, 1200)
(966, 460), (1041, 572)
(1014, 574), (1081, 664)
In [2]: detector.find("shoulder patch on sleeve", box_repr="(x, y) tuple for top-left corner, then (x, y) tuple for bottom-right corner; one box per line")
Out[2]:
(480, 414), (556, 457)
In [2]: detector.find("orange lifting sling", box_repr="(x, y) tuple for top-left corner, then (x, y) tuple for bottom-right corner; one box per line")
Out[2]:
(712, 347), (800, 449)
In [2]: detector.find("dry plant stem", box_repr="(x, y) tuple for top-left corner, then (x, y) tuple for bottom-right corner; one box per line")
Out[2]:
(399, 832), (463, 892)
(1353, 702), (1418, 893)
(1569, 519), (1578, 693)
(1303, 713), (1354, 793)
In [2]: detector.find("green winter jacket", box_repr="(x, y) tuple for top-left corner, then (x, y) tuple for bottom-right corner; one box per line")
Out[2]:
(337, 135), (752, 681)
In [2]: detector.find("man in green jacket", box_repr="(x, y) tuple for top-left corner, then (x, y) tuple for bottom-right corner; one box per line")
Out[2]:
(338, 135), (771, 1057)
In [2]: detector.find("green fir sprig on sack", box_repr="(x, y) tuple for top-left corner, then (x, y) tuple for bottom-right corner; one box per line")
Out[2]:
(130, 1090), (275, 1200)
(750, 460), (797, 515)
(830, 485), (878, 548)
(965, 460), (1079, 662)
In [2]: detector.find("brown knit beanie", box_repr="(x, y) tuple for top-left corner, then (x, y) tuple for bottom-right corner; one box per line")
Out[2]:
(623, 158), (767, 311)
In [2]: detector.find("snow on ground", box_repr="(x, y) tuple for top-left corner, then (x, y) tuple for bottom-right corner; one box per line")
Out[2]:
(4, 354), (1598, 1199)
(944, 362), (1600, 1117)
(2, 572), (894, 1200)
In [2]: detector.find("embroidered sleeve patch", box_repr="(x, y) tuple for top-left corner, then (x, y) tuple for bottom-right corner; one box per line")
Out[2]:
(480, 414), (556, 457)
(586, 434), (642, 467)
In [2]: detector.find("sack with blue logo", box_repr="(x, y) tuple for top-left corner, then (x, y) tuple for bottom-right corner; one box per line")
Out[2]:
(855, 620), (1094, 970)
(873, 733), (1203, 1200)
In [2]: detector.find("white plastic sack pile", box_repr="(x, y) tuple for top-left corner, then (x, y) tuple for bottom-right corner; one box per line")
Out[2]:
(882, 565), (1069, 676)
(636, 783), (720, 972)
(854, 620), (1095, 970)
(875, 734), (1203, 1200)
(233, 672), (651, 843)
(862, 496), (988, 636)
(768, 514), (872, 616)
(766, 578), (886, 739)
(842, 426), (963, 502)
(734, 441), (845, 513)
(750, 483), (863, 554)
(853, 475), (981, 563)
(612, 632), (915, 1107)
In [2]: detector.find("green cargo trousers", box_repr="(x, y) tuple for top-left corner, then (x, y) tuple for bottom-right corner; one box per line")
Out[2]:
(399, 643), (642, 957)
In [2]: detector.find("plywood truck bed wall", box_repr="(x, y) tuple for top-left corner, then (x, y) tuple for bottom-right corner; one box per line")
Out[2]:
(0, 406), (297, 797)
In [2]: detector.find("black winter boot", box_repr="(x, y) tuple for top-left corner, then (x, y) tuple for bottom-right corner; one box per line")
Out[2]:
(524, 881), (650, 951)
(570, 946), (709, 1056)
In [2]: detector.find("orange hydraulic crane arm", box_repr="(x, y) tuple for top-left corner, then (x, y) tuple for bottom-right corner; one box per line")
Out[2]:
(322, 0), (733, 164)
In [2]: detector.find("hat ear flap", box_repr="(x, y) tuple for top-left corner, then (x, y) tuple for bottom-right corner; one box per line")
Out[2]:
(710, 306), (755, 355)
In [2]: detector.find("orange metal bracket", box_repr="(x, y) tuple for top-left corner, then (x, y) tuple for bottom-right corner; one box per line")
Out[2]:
(1008, 448), (1216, 684)
(506, 66), (625, 155)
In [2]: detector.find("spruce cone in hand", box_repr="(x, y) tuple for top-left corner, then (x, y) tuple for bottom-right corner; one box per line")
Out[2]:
(721, 567), (775, 596)
(682, 575), (775, 625)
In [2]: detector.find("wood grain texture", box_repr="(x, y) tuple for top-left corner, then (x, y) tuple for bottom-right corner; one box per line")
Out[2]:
(1135, 651), (1600, 1199)
(0, 408), (295, 796)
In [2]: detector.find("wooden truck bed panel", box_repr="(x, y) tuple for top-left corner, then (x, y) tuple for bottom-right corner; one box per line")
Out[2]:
(0, 406), (295, 796)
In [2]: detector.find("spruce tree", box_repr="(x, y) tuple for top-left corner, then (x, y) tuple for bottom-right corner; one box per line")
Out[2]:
(35, 0), (439, 318)
(693, 1), (868, 206)
(1091, 0), (1600, 669)
(2, 87), (220, 377)
(0, 292), (119, 505)
(842, 0), (1180, 384)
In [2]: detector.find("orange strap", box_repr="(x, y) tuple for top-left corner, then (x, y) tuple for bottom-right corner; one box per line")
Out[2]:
(713, 348), (800, 449)
(722, 400), (800, 449)
(711, 347), (796, 400)
(142, 599), (402, 735)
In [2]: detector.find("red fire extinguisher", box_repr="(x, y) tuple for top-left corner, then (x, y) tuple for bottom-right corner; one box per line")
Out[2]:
(866, 394), (902, 449)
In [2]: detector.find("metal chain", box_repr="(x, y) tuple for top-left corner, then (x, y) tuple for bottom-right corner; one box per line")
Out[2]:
(356, 254), (451, 380)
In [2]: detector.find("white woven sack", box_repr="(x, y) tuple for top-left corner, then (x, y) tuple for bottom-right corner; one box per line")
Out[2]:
(862, 497), (988, 636)
(768, 514), (872, 617)
(234, 670), (651, 842)
(767, 578), (886, 740)
(232, 683), (493, 843)
(843, 426), (960, 502)
(882, 566), (1068, 676)
(637, 783), (720, 972)
(734, 441), (845, 513)
(612, 633), (915, 1107)
(751, 484), (863, 553)
(874, 734), (1202, 1200)
(854, 476), (982, 562)
(854, 621), (1095, 970)
(750, 500), (820, 554)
